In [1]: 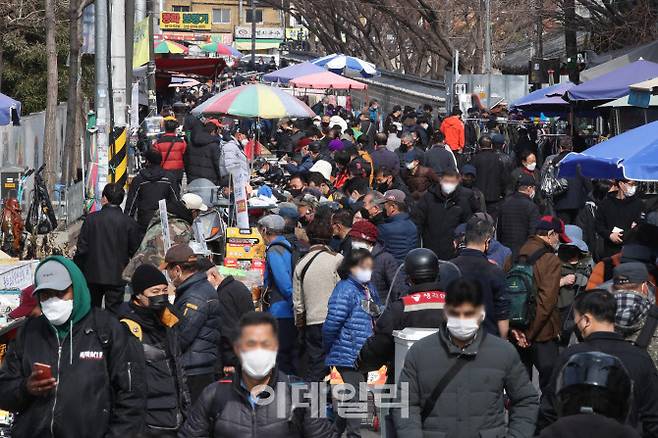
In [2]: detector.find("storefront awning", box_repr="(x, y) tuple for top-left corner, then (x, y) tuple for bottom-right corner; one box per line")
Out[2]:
(234, 39), (282, 51)
(155, 57), (226, 77)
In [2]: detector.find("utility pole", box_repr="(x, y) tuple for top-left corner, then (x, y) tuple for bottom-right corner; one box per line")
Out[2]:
(147, 0), (157, 115)
(111, 0), (127, 127)
(251, 0), (257, 70)
(484, 0), (492, 110)
(95, 0), (110, 195)
(535, 0), (544, 59)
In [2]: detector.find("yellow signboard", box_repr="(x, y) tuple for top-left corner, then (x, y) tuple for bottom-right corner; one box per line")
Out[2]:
(160, 12), (211, 31)
(224, 227), (266, 269)
(133, 17), (150, 68)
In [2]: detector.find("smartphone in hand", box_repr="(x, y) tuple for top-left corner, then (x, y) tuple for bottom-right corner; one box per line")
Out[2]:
(33, 363), (52, 380)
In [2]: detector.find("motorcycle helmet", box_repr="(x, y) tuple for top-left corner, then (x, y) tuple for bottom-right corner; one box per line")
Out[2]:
(556, 351), (632, 422)
(404, 248), (440, 284)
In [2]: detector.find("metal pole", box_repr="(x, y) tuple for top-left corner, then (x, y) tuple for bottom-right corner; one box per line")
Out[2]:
(484, 0), (492, 110)
(250, 0), (256, 70)
(111, 0), (127, 127)
(147, 0), (157, 115)
(135, 0), (146, 22)
(95, 0), (110, 195)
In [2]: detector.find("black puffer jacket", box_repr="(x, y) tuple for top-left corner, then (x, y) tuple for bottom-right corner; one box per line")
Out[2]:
(216, 276), (255, 367)
(412, 185), (479, 259)
(185, 131), (223, 186)
(125, 165), (179, 230)
(497, 191), (541, 258)
(119, 302), (190, 431)
(179, 369), (334, 438)
(0, 309), (146, 438)
(173, 272), (222, 375)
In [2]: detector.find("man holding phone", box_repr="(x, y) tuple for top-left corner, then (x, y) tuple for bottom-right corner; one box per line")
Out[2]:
(0, 256), (147, 438)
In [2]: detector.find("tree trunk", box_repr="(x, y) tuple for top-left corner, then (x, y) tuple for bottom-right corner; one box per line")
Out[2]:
(0, 41), (4, 91)
(63, 0), (81, 186)
(43, 0), (58, 190)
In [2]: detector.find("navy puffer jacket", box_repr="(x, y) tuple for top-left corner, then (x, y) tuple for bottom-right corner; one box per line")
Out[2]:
(323, 277), (380, 368)
(174, 272), (222, 375)
(377, 212), (419, 263)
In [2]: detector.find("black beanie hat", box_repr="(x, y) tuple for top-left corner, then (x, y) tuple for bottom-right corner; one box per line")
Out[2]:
(131, 264), (167, 295)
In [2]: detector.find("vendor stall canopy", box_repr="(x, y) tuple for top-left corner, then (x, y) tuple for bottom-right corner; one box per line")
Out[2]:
(312, 54), (379, 77)
(289, 71), (367, 90)
(191, 83), (315, 119)
(262, 62), (326, 85)
(0, 93), (21, 126)
(511, 81), (574, 108)
(558, 119), (658, 181)
(566, 60), (658, 102)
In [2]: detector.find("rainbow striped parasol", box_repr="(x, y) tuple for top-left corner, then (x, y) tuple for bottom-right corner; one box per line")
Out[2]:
(154, 40), (189, 54)
(199, 41), (242, 57)
(191, 84), (315, 119)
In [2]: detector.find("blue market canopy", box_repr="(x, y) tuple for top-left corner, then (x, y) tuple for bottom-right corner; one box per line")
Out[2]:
(566, 60), (658, 102)
(559, 120), (658, 181)
(511, 82), (574, 108)
(262, 62), (325, 85)
(0, 93), (21, 126)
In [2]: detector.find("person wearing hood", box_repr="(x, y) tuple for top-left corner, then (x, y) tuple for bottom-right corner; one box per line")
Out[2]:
(179, 312), (333, 438)
(610, 263), (658, 366)
(75, 183), (141, 314)
(163, 244), (221, 403)
(120, 264), (190, 437)
(185, 121), (223, 186)
(0, 256), (147, 438)
(392, 279), (538, 437)
(125, 148), (179, 232)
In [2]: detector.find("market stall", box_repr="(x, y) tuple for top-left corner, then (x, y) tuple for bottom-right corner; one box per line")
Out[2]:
(558, 119), (658, 180)
(288, 70), (367, 90)
(262, 61), (326, 85)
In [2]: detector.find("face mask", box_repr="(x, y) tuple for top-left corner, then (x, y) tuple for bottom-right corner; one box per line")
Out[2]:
(405, 161), (417, 170)
(462, 178), (474, 188)
(624, 185), (637, 197)
(354, 268), (372, 283)
(525, 162), (537, 172)
(441, 182), (458, 195)
(313, 121), (321, 128)
(240, 348), (278, 379)
(41, 297), (74, 326)
(528, 189), (536, 199)
(446, 312), (483, 341)
(376, 181), (389, 192)
(240, 138), (249, 147)
(352, 241), (373, 251)
(420, 123), (429, 129)
(147, 294), (168, 311)
(258, 168), (267, 175)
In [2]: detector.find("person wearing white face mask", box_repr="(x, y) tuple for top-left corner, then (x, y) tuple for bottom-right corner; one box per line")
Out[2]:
(510, 150), (540, 193)
(401, 149), (440, 201)
(595, 178), (644, 258)
(393, 279), (538, 437)
(412, 168), (480, 260)
(179, 312), (333, 438)
(0, 256), (147, 438)
(324, 248), (382, 438)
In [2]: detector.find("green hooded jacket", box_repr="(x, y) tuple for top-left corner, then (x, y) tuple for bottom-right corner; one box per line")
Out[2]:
(35, 256), (92, 339)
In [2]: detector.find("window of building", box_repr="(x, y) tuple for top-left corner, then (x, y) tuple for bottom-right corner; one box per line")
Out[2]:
(212, 8), (231, 24)
(245, 9), (263, 23)
(172, 5), (190, 11)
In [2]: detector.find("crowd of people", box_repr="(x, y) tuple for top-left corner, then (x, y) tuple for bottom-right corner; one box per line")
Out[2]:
(1, 95), (658, 438)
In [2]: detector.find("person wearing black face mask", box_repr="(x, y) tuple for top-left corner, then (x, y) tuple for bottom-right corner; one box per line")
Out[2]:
(120, 264), (190, 437)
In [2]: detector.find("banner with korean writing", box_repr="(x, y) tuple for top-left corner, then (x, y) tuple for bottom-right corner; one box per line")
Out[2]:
(133, 17), (150, 68)
(160, 12), (211, 30)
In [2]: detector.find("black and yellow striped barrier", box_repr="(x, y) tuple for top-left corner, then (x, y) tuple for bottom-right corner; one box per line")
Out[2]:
(109, 127), (128, 188)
